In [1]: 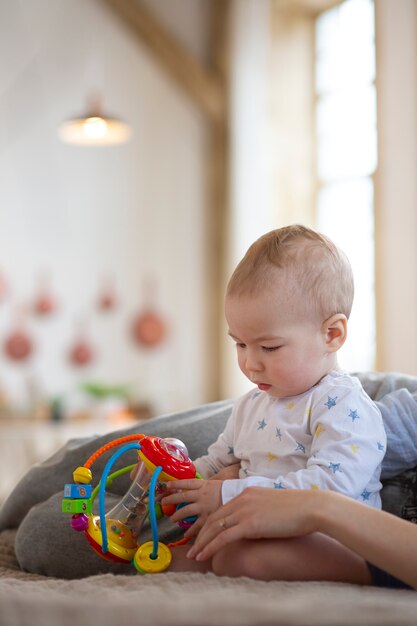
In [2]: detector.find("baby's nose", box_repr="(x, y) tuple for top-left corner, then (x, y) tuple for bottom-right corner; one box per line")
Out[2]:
(245, 352), (263, 372)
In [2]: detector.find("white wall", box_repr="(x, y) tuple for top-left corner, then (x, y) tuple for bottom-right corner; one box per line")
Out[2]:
(221, 0), (276, 400)
(0, 0), (210, 416)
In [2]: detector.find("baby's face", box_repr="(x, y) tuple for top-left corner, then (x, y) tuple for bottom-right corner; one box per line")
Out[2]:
(225, 290), (330, 399)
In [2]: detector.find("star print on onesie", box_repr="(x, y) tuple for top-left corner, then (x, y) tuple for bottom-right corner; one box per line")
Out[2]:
(193, 370), (387, 509)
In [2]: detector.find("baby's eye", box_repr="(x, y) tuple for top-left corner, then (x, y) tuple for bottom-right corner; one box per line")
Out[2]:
(236, 342), (246, 349)
(262, 346), (281, 352)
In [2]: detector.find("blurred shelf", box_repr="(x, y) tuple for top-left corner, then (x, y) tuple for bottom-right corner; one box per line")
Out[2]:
(0, 411), (151, 504)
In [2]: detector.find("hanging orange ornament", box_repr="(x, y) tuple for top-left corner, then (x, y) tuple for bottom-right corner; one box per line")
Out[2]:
(69, 340), (94, 366)
(3, 306), (34, 362)
(34, 291), (56, 316)
(4, 329), (33, 361)
(97, 274), (117, 312)
(132, 309), (167, 347)
(33, 272), (57, 316)
(131, 276), (167, 348)
(68, 317), (94, 367)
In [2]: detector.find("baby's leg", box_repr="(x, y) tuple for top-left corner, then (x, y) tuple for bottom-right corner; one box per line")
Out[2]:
(210, 533), (372, 584)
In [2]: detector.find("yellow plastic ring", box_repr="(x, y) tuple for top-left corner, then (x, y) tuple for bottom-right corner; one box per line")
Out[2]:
(133, 541), (172, 574)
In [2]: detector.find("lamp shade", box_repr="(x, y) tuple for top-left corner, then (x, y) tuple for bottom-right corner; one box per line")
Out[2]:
(58, 98), (132, 146)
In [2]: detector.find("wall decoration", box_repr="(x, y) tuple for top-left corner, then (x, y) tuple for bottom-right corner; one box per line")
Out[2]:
(3, 305), (34, 362)
(68, 318), (95, 367)
(131, 309), (167, 348)
(69, 338), (94, 367)
(97, 275), (117, 312)
(3, 327), (34, 362)
(33, 273), (57, 316)
(131, 277), (167, 348)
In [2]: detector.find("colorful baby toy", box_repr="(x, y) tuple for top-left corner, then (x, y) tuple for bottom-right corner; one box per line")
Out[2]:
(62, 434), (199, 574)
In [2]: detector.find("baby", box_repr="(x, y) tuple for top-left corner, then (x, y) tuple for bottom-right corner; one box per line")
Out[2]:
(163, 224), (386, 580)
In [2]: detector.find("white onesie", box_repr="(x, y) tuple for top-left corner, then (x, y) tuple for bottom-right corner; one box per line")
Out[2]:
(194, 370), (387, 508)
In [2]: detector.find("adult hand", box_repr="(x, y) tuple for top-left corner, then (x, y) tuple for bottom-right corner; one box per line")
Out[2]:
(186, 487), (322, 561)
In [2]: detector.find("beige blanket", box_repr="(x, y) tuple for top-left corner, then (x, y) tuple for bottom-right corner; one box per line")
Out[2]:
(1, 529), (416, 626)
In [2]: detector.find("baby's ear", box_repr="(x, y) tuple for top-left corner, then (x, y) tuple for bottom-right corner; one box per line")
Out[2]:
(322, 314), (347, 352)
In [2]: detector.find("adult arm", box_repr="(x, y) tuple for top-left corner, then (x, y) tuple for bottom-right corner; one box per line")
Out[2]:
(187, 487), (417, 589)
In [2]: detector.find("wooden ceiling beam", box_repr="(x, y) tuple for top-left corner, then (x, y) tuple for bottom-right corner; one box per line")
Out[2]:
(102, 0), (225, 121)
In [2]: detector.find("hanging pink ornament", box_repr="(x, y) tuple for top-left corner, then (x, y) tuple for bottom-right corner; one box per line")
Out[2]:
(68, 316), (94, 367)
(97, 277), (117, 312)
(3, 305), (34, 362)
(33, 272), (57, 316)
(4, 329), (34, 361)
(132, 310), (167, 348)
(131, 276), (167, 348)
(34, 290), (56, 316)
(98, 291), (115, 311)
(69, 340), (94, 367)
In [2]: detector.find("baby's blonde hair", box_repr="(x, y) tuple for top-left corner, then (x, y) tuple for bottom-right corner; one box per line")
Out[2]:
(226, 224), (354, 321)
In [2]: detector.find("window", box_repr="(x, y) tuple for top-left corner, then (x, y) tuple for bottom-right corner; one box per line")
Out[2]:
(315, 0), (376, 371)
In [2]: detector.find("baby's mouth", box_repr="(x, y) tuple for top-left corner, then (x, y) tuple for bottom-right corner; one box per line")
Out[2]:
(257, 383), (271, 391)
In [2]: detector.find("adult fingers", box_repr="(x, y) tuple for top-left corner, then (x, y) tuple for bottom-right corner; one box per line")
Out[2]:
(183, 517), (205, 538)
(187, 506), (240, 557)
(188, 519), (243, 562)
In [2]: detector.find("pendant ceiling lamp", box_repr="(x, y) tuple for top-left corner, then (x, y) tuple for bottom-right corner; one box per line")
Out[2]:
(58, 96), (132, 146)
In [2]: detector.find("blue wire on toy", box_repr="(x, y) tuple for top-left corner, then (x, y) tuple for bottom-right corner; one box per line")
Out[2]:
(98, 442), (142, 554)
(148, 466), (163, 560)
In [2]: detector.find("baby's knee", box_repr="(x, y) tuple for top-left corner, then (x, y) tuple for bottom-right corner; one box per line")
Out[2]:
(211, 540), (262, 579)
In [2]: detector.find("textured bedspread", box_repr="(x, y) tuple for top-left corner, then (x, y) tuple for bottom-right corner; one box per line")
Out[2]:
(1, 530), (417, 626)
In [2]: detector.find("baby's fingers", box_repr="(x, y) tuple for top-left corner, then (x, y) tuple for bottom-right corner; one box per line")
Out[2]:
(170, 502), (199, 523)
(161, 490), (194, 506)
(166, 479), (203, 491)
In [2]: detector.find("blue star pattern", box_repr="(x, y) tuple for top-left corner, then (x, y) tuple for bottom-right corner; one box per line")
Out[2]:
(349, 409), (360, 422)
(328, 462), (342, 473)
(198, 372), (387, 510)
(361, 489), (371, 501)
(324, 396), (337, 409)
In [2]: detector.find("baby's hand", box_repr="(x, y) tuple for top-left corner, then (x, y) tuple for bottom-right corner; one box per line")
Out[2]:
(209, 463), (240, 481)
(161, 479), (223, 530)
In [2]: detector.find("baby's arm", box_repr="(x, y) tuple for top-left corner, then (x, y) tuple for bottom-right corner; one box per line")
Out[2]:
(209, 463), (240, 480)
